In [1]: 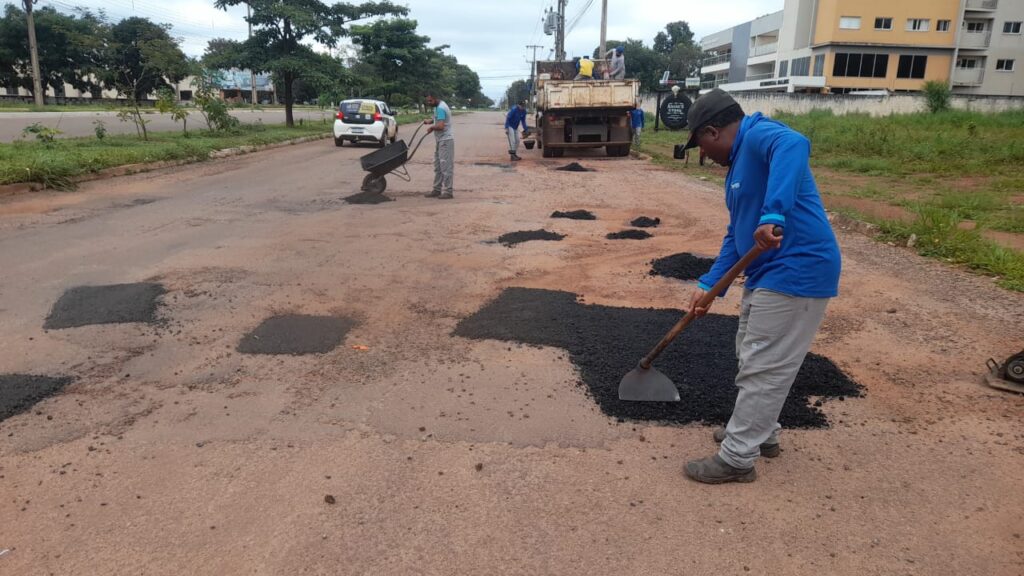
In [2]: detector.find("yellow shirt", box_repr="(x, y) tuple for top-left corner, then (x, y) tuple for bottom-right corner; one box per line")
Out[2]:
(578, 58), (594, 77)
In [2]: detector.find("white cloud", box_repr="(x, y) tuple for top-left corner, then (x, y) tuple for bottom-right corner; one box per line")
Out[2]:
(48, 0), (783, 99)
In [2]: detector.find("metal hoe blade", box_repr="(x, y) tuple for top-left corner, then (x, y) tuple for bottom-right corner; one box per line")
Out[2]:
(618, 365), (681, 402)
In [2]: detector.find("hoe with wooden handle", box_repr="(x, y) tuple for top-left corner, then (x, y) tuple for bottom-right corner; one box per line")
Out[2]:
(618, 226), (783, 402)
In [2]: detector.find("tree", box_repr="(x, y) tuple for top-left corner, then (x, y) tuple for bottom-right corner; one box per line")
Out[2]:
(0, 5), (108, 98)
(654, 21), (696, 54)
(213, 0), (406, 127)
(349, 18), (447, 104)
(100, 17), (189, 102)
(503, 79), (529, 109)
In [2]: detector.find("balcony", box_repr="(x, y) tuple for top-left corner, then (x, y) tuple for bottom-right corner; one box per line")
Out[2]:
(965, 0), (998, 10)
(953, 67), (985, 86)
(702, 53), (731, 67)
(751, 42), (778, 57)
(746, 72), (774, 81)
(960, 30), (992, 49)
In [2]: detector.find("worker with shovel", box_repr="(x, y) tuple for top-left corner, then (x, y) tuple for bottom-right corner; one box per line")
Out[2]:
(505, 100), (530, 161)
(681, 89), (841, 484)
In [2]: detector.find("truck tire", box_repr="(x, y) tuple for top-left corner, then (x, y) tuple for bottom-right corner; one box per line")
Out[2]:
(552, 148), (564, 158)
(542, 146), (554, 158)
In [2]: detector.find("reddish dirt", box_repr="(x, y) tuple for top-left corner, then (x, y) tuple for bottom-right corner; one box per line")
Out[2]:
(0, 112), (1021, 575)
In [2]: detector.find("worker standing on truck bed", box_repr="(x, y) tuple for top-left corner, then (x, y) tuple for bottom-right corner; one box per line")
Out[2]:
(505, 100), (530, 162)
(681, 89), (842, 484)
(604, 46), (626, 79)
(574, 56), (594, 80)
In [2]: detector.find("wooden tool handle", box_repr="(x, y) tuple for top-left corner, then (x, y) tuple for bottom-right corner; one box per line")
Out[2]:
(639, 226), (782, 369)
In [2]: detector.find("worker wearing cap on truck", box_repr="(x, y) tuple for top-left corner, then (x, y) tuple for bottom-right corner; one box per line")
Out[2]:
(604, 46), (626, 79)
(681, 89), (842, 484)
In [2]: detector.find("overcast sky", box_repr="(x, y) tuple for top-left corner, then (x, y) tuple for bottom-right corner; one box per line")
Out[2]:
(41, 0), (783, 100)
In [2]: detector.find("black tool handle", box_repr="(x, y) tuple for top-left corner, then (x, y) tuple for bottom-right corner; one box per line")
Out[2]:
(639, 225), (783, 369)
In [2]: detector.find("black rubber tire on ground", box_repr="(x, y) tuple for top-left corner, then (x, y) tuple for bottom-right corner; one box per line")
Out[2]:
(390, 132), (397, 144)
(361, 174), (387, 194)
(552, 148), (564, 158)
(542, 146), (554, 158)
(378, 134), (387, 148)
(334, 137), (344, 147)
(607, 144), (631, 157)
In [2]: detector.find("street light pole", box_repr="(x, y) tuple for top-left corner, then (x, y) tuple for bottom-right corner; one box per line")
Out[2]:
(599, 0), (608, 58)
(23, 0), (44, 107)
(247, 3), (257, 106)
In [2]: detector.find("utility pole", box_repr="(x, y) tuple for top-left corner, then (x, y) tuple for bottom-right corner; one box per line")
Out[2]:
(526, 44), (543, 105)
(599, 0), (608, 58)
(23, 0), (44, 107)
(247, 3), (257, 106)
(555, 0), (567, 61)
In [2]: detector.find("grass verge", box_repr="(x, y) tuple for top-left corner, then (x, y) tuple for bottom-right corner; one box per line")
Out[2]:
(0, 123), (329, 190)
(635, 109), (1024, 291)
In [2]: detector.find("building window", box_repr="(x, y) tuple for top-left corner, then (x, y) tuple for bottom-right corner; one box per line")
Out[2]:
(875, 17), (893, 30)
(813, 54), (825, 76)
(839, 16), (861, 30)
(957, 58), (979, 69)
(778, 60), (789, 78)
(965, 21), (987, 33)
(1004, 21), (1022, 34)
(791, 56), (811, 76)
(996, 59), (1016, 71)
(833, 53), (889, 78)
(897, 55), (928, 79)
(906, 19), (930, 32)
(937, 20), (951, 32)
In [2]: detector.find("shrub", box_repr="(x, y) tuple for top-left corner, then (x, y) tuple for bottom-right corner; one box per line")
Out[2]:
(922, 80), (951, 114)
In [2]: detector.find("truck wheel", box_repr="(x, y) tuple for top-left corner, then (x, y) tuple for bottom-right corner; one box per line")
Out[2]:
(552, 148), (564, 158)
(542, 146), (554, 158)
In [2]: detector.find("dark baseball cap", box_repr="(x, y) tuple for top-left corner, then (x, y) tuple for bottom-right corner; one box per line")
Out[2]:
(683, 88), (740, 150)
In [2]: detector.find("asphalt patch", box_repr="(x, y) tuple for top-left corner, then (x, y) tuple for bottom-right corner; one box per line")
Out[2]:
(555, 162), (592, 172)
(607, 229), (652, 240)
(44, 283), (166, 329)
(238, 314), (356, 355)
(453, 288), (860, 428)
(344, 191), (393, 204)
(551, 210), (597, 220)
(630, 216), (661, 228)
(497, 230), (566, 247)
(649, 253), (716, 281)
(1, 374), (73, 422)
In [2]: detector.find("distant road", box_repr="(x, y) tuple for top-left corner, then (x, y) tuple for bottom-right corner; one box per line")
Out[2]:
(0, 108), (334, 141)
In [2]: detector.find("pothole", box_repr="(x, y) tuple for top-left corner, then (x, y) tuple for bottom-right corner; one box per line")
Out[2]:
(44, 283), (166, 329)
(1, 374), (74, 422)
(237, 314), (356, 355)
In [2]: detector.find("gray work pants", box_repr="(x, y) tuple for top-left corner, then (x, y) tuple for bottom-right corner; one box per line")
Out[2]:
(506, 127), (520, 154)
(719, 288), (830, 469)
(432, 138), (454, 194)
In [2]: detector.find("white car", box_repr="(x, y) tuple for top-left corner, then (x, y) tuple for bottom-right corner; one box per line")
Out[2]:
(333, 99), (398, 147)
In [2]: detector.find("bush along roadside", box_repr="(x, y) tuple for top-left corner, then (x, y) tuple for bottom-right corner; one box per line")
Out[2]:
(0, 123), (330, 191)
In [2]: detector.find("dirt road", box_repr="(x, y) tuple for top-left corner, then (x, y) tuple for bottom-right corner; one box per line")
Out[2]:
(1, 111), (1022, 575)
(0, 108), (331, 141)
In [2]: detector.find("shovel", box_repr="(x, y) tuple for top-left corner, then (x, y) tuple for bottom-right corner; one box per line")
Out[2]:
(618, 226), (782, 402)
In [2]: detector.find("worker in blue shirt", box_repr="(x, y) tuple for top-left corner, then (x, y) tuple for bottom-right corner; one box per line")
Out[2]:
(629, 102), (645, 147)
(505, 100), (530, 161)
(681, 89), (842, 484)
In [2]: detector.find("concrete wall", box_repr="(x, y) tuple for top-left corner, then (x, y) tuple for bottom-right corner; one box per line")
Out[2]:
(640, 91), (1024, 118)
(729, 22), (753, 83)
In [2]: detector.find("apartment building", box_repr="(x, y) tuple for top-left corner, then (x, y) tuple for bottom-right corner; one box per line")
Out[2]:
(700, 0), (1024, 96)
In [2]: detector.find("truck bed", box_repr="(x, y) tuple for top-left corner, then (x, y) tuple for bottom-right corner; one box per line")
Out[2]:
(538, 80), (638, 111)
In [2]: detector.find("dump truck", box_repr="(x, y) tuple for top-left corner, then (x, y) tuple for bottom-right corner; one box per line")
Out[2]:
(533, 60), (640, 158)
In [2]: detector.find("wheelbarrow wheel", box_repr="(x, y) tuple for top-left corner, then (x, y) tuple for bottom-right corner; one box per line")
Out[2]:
(361, 174), (387, 195)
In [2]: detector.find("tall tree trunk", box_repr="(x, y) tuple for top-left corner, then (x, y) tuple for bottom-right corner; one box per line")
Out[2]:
(284, 71), (294, 127)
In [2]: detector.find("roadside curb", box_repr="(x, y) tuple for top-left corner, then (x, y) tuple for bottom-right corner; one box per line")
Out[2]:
(0, 132), (330, 197)
(827, 211), (881, 237)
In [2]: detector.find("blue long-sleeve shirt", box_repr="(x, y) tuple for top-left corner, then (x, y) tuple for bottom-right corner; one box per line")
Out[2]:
(505, 106), (528, 131)
(630, 108), (645, 129)
(697, 112), (841, 298)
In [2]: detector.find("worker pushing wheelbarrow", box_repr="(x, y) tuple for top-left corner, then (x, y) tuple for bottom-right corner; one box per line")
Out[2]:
(358, 123), (432, 195)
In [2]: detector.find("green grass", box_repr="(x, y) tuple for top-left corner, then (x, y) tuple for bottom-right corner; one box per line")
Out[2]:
(0, 123), (329, 190)
(635, 108), (1024, 291)
(0, 101), (120, 113)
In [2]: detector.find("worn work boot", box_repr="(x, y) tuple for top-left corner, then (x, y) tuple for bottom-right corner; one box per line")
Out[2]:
(424, 190), (441, 198)
(510, 154), (522, 161)
(684, 454), (757, 484)
(713, 427), (781, 458)
(438, 193), (454, 200)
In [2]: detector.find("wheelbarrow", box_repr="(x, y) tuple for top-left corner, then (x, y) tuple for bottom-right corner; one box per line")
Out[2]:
(359, 123), (431, 195)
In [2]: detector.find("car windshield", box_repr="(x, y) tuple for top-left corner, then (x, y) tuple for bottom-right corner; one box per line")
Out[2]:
(341, 101), (377, 114)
